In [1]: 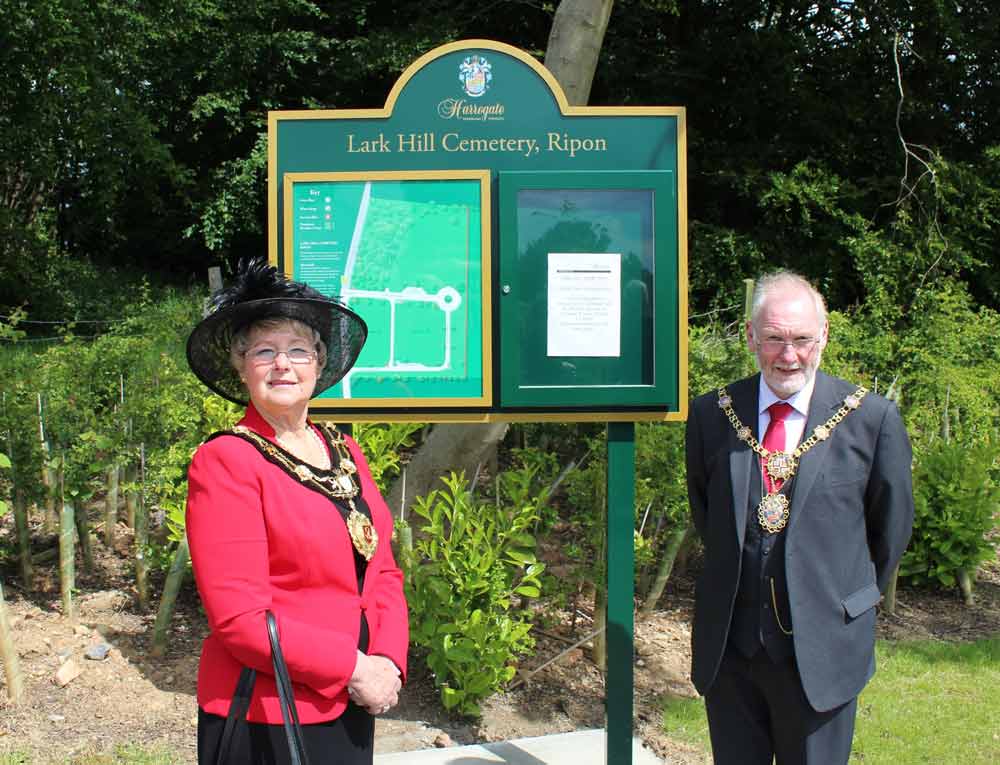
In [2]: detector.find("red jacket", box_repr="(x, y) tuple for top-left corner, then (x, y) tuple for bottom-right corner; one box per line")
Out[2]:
(186, 404), (408, 723)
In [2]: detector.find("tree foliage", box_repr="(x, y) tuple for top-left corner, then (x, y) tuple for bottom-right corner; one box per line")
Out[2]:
(1, 0), (997, 637)
(3, 1), (997, 324)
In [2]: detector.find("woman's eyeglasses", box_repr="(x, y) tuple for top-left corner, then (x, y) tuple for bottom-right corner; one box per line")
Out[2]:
(246, 346), (317, 365)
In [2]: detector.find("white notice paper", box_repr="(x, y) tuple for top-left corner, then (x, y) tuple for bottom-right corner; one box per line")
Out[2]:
(546, 252), (621, 357)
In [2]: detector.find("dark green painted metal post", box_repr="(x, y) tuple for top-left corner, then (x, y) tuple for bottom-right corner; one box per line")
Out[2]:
(606, 422), (635, 764)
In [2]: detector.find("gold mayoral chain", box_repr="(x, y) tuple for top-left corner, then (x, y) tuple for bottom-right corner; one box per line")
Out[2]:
(716, 386), (868, 533)
(230, 424), (379, 561)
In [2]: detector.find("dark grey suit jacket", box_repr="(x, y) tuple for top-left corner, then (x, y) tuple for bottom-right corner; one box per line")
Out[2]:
(685, 370), (914, 712)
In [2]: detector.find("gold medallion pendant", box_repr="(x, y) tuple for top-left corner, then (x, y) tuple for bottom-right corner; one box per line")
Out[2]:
(757, 493), (790, 533)
(347, 506), (378, 561)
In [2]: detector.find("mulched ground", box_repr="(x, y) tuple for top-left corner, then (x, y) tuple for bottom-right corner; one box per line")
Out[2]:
(2, 517), (998, 764)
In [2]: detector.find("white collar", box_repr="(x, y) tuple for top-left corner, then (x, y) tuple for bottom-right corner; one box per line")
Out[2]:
(758, 373), (816, 418)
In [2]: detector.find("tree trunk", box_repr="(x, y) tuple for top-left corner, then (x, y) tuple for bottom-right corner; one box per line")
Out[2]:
(882, 563), (899, 616)
(639, 523), (693, 619)
(0, 581), (25, 703)
(13, 487), (32, 590)
(544, 0), (615, 106)
(385, 423), (509, 520)
(104, 463), (119, 547)
(591, 585), (607, 671)
(42, 459), (59, 533)
(957, 569), (974, 607)
(150, 538), (190, 657)
(591, 505), (608, 669)
(74, 501), (94, 574)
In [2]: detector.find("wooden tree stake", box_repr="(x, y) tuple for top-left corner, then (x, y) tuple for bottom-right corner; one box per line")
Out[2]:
(37, 394), (58, 532)
(124, 463), (137, 530)
(104, 463), (119, 547)
(13, 487), (33, 590)
(150, 538), (190, 657)
(134, 443), (149, 610)
(58, 461), (75, 620)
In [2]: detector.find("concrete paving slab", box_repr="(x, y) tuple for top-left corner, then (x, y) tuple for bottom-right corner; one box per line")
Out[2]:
(374, 729), (663, 764)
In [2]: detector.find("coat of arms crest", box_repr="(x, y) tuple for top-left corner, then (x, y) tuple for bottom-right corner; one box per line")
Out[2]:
(459, 55), (492, 98)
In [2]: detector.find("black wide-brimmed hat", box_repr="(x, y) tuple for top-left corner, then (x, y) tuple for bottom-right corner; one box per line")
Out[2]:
(186, 258), (367, 405)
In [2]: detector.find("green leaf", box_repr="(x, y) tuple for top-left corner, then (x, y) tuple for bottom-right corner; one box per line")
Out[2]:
(509, 532), (535, 547)
(505, 549), (537, 565)
(441, 686), (462, 709)
(525, 562), (546, 577)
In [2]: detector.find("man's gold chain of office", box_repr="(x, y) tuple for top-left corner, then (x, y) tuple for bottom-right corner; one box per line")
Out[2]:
(716, 385), (868, 533)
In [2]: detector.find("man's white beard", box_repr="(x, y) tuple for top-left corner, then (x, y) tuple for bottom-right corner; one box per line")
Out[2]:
(755, 350), (822, 399)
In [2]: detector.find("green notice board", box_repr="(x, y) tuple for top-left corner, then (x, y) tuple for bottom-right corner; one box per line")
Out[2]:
(498, 171), (678, 410)
(284, 171), (491, 407)
(269, 39), (687, 421)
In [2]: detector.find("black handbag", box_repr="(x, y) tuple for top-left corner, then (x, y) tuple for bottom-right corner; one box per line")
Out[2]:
(215, 611), (313, 765)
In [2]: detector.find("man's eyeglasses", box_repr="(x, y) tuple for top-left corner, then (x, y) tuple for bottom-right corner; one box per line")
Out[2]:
(246, 346), (317, 365)
(756, 338), (820, 353)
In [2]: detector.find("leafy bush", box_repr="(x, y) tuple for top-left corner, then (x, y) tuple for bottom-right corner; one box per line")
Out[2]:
(401, 469), (545, 716)
(352, 422), (423, 493)
(899, 438), (1000, 588)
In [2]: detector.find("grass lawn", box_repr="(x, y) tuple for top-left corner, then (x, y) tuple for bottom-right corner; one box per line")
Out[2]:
(661, 638), (1000, 763)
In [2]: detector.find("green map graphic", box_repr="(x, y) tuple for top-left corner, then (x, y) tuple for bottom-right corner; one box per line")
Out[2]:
(291, 178), (483, 400)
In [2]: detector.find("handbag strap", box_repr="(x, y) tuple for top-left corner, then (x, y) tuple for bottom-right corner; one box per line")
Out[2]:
(267, 611), (313, 765)
(215, 666), (256, 765)
(214, 611), (312, 765)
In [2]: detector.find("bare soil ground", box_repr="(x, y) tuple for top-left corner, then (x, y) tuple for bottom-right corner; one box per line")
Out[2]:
(2, 520), (999, 765)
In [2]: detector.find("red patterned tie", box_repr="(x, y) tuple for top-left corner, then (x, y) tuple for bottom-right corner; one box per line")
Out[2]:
(762, 402), (794, 493)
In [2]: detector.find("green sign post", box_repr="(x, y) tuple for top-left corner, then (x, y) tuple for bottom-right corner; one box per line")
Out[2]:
(269, 39), (687, 764)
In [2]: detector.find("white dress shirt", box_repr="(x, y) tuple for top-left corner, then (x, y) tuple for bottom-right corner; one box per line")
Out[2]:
(757, 374), (816, 452)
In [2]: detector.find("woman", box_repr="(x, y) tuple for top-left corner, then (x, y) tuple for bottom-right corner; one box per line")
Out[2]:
(185, 258), (408, 764)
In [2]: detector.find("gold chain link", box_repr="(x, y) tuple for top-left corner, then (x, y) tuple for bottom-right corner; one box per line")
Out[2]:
(770, 577), (793, 635)
(717, 385), (868, 462)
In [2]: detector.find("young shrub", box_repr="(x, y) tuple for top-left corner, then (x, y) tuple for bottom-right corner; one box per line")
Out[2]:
(899, 439), (1000, 593)
(402, 470), (545, 717)
(352, 422), (423, 493)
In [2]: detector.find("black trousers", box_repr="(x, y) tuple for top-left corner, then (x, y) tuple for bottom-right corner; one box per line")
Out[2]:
(198, 703), (374, 765)
(705, 649), (857, 765)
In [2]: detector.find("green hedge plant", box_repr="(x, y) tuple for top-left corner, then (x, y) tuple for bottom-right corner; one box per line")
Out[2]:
(899, 438), (999, 595)
(402, 470), (545, 716)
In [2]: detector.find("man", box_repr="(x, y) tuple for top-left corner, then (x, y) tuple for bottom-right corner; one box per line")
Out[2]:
(685, 271), (913, 764)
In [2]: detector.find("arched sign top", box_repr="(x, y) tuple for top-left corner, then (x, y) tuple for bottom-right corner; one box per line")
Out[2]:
(385, 39), (575, 118)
